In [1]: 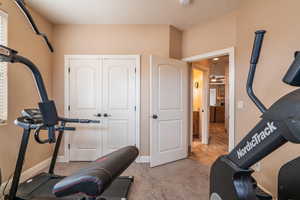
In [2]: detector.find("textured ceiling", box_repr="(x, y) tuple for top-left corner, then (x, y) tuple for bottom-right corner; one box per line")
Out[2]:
(27, 0), (240, 29)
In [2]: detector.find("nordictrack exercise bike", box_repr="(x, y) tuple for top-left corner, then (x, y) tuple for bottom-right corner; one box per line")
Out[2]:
(210, 30), (300, 200)
(0, 45), (139, 200)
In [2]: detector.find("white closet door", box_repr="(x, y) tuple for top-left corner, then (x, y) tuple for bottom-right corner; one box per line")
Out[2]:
(101, 58), (136, 155)
(69, 57), (102, 161)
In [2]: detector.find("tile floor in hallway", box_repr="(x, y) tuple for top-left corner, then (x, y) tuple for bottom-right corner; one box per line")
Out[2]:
(190, 123), (228, 166)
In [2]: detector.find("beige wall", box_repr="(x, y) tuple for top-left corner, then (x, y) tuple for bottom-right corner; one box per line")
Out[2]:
(169, 25), (182, 59)
(236, 0), (300, 196)
(182, 11), (237, 58)
(0, 1), (53, 181)
(183, 0), (300, 196)
(52, 24), (173, 156)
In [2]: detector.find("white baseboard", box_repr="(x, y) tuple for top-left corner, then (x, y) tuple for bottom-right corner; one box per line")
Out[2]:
(57, 155), (68, 163)
(136, 156), (150, 163)
(0, 157), (51, 194)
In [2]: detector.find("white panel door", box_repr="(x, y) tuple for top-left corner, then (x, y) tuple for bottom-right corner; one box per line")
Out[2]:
(101, 58), (136, 155)
(69, 57), (102, 161)
(150, 56), (188, 167)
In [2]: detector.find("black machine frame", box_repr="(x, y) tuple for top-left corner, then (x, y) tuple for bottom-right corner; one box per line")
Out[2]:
(210, 30), (300, 200)
(0, 45), (137, 200)
(14, 0), (54, 52)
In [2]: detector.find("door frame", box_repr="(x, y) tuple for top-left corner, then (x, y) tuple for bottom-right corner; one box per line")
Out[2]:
(62, 54), (141, 162)
(183, 47), (235, 151)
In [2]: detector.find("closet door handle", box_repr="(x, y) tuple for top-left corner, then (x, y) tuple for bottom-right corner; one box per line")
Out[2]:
(94, 113), (102, 117)
(152, 114), (158, 119)
(103, 113), (112, 117)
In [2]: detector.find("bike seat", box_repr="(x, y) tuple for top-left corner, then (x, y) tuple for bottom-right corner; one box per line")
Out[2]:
(52, 146), (139, 198)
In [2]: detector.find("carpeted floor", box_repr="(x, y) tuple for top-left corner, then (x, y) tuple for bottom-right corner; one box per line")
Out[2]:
(53, 158), (210, 200)
(51, 123), (229, 199)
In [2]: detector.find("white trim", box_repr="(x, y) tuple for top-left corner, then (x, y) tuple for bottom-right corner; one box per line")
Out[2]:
(57, 155), (68, 163)
(65, 55), (140, 60)
(63, 56), (71, 162)
(182, 48), (233, 62)
(135, 156), (150, 163)
(183, 47), (235, 151)
(0, 10), (8, 46)
(0, 157), (51, 193)
(0, 10), (8, 125)
(134, 56), (141, 153)
(63, 55), (141, 162)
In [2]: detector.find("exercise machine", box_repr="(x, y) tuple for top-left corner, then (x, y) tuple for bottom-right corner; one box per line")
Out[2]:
(14, 0), (54, 52)
(210, 30), (300, 200)
(0, 45), (139, 200)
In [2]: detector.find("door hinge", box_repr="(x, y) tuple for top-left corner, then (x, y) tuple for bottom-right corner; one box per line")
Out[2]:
(134, 106), (136, 111)
(68, 67), (70, 73)
(68, 105), (71, 111)
(68, 144), (71, 149)
(134, 68), (136, 73)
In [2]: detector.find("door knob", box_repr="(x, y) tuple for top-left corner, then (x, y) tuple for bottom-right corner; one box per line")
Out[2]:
(152, 114), (158, 119)
(94, 113), (102, 117)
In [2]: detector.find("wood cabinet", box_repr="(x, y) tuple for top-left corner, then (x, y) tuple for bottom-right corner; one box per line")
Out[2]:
(210, 106), (225, 123)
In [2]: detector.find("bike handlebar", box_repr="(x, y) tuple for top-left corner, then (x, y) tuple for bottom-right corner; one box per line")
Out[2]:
(246, 30), (267, 113)
(14, 0), (54, 52)
(60, 118), (100, 124)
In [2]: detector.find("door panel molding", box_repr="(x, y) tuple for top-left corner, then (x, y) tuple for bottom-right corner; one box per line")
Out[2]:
(150, 55), (188, 167)
(64, 55), (140, 162)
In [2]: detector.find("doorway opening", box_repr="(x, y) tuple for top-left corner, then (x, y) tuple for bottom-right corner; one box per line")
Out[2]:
(183, 48), (235, 166)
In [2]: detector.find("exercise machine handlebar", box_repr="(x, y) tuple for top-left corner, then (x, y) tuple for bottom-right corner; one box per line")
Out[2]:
(33, 119), (100, 144)
(60, 117), (101, 124)
(14, 0), (54, 52)
(250, 30), (266, 64)
(0, 45), (49, 102)
(246, 30), (267, 113)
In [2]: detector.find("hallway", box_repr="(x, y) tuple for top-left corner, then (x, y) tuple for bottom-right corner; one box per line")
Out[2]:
(190, 123), (228, 166)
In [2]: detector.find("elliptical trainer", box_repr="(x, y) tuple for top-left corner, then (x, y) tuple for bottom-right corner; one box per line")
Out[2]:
(210, 31), (300, 200)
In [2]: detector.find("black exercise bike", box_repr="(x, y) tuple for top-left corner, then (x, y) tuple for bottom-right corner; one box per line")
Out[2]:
(210, 31), (300, 200)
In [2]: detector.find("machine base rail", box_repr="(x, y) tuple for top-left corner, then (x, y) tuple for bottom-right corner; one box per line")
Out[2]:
(5, 173), (134, 200)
